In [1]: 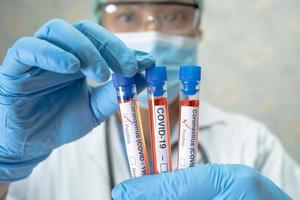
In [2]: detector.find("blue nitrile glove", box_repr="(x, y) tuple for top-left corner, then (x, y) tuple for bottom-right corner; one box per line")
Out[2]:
(112, 164), (292, 200)
(0, 19), (154, 182)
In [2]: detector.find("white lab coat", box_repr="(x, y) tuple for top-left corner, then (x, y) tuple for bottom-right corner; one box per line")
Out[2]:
(6, 102), (300, 200)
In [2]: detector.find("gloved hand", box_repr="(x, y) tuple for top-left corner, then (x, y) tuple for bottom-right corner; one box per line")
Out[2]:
(0, 19), (154, 182)
(112, 164), (292, 200)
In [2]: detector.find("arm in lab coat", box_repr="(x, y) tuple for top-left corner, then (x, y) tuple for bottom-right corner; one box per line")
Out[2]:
(0, 184), (9, 200)
(254, 125), (300, 199)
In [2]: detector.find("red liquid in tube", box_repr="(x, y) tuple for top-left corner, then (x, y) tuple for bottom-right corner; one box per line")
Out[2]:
(148, 97), (172, 174)
(146, 67), (172, 174)
(177, 66), (202, 170)
(112, 73), (150, 178)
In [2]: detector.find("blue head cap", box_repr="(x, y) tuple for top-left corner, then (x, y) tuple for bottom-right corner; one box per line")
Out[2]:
(146, 66), (167, 97)
(179, 65), (202, 95)
(112, 73), (136, 100)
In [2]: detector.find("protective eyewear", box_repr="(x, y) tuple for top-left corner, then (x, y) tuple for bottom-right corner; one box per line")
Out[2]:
(97, 1), (201, 35)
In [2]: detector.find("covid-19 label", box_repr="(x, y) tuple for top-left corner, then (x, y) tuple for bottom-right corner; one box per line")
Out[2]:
(119, 101), (149, 178)
(153, 105), (170, 173)
(178, 106), (199, 170)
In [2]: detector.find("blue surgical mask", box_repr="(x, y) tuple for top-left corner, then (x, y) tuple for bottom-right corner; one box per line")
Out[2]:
(115, 31), (199, 108)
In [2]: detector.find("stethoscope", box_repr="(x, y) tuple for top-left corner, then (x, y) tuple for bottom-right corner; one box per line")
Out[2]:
(105, 118), (210, 191)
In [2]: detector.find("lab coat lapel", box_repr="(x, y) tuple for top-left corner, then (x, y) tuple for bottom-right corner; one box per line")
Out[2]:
(85, 116), (130, 193)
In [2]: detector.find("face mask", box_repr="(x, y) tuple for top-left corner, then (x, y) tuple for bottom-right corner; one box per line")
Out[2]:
(115, 31), (199, 108)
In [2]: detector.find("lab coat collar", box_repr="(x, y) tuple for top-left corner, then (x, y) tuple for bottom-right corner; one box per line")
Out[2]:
(199, 101), (228, 128)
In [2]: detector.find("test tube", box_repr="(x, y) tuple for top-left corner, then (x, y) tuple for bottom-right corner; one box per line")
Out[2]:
(177, 66), (202, 170)
(112, 73), (150, 178)
(146, 67), (172, 174)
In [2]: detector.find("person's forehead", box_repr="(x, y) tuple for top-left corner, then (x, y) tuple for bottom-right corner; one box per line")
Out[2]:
(106, 0), (196, 4)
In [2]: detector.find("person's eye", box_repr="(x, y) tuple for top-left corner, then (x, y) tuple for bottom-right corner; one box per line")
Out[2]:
(116, 12), (135, 23)
(163, 12), (184, 23)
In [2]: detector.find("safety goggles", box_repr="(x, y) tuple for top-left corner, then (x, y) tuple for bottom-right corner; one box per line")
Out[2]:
(97, 1), (201, 35)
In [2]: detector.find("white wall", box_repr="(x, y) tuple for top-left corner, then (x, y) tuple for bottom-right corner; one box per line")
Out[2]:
(200, 0), (300, 162)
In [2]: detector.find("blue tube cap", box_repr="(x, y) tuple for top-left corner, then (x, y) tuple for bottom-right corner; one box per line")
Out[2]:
(180, 65), (201, 96)
(146, 66), (167, 81)
(112, 73), (135, 87)
(146, 66), (167, 97)
(180, 65), (202, 81)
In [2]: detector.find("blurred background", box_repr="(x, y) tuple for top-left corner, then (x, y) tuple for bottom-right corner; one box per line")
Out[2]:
(0, 0), (299, 163)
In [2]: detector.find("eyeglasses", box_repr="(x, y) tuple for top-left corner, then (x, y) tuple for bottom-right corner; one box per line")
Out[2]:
(97, 1), (201, 35)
